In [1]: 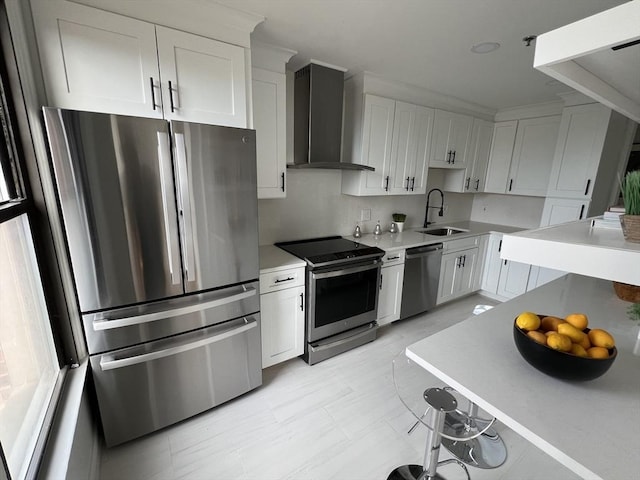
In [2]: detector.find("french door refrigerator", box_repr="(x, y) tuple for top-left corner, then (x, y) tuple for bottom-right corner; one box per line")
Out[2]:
(43, 108), (261, 446)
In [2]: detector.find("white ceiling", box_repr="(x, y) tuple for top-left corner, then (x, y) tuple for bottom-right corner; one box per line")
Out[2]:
(214, 0), (627, 113)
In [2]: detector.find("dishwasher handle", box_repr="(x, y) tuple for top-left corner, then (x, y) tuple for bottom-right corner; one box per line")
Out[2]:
(405, 243), (443, 259)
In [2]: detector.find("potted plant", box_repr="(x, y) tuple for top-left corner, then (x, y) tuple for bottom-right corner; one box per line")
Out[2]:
(620, 170), (640, 243)
(392, 213), (406, 232)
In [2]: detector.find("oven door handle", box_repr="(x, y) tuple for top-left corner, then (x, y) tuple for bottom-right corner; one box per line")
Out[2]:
(312, 261), (380, 280)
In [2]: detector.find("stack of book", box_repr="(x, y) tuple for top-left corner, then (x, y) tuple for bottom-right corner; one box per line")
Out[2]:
(591, 206), (624, 230)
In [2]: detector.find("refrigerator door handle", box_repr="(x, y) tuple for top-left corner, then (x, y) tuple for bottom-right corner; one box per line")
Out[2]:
(174, 132), (196, 282)
(92, 287), (257, 331)
(99, 317), (258, 371)
(157, 132), (181, 285)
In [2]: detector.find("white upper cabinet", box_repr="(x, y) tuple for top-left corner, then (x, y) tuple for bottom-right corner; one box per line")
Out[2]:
(546, 103), (612, 200)
(342, 94), (433, 196)
(540, 197), (590, 226)
(507, 116), (561, 196)
(31, 1), (248, 127)
(484, 116), (560, 196)
(464, 118), (494, 193)
(429, 110), (473, 168)
(156, 26), (247, 127)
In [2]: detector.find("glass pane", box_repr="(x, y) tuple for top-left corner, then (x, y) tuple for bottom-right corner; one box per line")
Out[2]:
(315, 268), (378, 327)
(0, 214), (59, 479)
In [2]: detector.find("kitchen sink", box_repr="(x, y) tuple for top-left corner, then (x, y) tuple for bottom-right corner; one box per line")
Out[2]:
(417, 227), (468, 236)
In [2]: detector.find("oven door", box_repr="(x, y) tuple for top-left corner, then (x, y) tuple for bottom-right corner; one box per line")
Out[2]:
(307, 259), (381, 342)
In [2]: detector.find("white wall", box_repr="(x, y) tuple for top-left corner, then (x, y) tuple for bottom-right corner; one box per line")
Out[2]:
(258, 170), (473, 244)
(470, 193), (545, 229)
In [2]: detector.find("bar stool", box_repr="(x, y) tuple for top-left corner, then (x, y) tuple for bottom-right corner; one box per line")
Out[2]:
(388, 352), (500, 480)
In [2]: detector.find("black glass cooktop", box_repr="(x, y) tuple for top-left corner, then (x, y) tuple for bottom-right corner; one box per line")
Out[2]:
(276, 236), (384, 268)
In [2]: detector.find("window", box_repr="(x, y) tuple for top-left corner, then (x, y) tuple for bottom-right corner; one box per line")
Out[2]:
(0, 5), (65, 479)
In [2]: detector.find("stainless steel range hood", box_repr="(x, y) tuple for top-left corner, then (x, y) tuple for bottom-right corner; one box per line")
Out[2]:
(291, 63), (374, 171)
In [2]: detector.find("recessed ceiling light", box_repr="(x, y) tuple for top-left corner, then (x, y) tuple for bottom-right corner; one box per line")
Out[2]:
(471, 42), (500, 54)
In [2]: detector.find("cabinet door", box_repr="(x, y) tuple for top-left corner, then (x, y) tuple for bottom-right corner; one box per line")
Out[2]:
(429, 110), (472, 168)
(156, 26), (247, 127)
(260, 286), (305, 368)
(527, 266), (566, 291)
(31, 0), (161, 118)
(465, 119), (494, 193)
(547, 104), (612, 199)
(484, 121), (517, 193)
(481, 233), (503, 294)
(497, 260), (530, 299)
(358, 95), (396, 194)
(507, 116), (560, 196)
(437, 252), (460, 304)
(389, 102), (434, 195)
(378, 263), (405, 326)
(540, 197), (590, 226)
(457, 248), (479, 296)
(253, 68), (287, 199)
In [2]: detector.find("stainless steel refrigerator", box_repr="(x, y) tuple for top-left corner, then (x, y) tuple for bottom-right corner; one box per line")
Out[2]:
(43, 108), (262, 446)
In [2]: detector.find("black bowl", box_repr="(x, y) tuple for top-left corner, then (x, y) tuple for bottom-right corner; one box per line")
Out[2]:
(513, 318), (617, 381)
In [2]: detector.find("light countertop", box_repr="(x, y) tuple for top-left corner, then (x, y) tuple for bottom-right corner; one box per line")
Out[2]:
(501, 218), (640, 285)
(350, 221), (524, 252)
(259, 244), (305, 274)
(406, 274), (640, 480)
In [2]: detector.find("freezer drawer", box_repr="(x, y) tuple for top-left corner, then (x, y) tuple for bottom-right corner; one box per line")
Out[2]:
(91, 315), (262, 447)
(83, 281), (259, 354)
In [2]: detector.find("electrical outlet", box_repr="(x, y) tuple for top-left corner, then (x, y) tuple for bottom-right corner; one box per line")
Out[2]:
(361, 208), (371, 221)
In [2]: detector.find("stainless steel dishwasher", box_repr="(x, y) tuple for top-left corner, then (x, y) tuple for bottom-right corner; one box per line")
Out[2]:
(400, 243), (443, 319)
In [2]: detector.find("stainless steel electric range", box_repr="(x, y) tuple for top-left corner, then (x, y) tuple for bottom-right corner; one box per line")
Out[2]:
(276, 236), (385, 365)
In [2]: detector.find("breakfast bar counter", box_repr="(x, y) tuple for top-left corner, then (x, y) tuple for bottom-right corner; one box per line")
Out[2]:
(406, 274), (640, 480)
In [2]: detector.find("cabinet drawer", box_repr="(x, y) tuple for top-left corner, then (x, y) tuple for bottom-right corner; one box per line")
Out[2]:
(442, 235), (479, 253)
(382, 250), (405, 265)
(259, 267), (305, 293)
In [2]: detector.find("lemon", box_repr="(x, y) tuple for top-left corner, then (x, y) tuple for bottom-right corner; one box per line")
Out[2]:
(516, 311), (540, 331)
(588, 329), (615, 349)
(587, 346), (609, 359)
(577, 333), (591, 350)
(557, 322), (587, 344)
(527, 330), (547, 345)
(570, 343), (588, 357)
(540, 316), (565, 332)
(547, 333), (572, 352)
(565, 313), (589, 330)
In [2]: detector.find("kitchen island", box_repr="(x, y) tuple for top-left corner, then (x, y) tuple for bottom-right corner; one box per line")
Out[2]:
(406, 274), (640, 480)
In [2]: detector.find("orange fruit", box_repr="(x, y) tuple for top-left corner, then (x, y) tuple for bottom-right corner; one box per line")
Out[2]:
(516, 312), (541, 331)
(577, 334), (591, 350)
(565, 313), (588, 330)
(570, 343), (588, 357)
(557, 323), (587, 344)
(547, 333), (572, 352)
(540, 316), (565, 332)
(527, 330), (547, 345)
(588, 329), (615, 349)
(587, 346), (610, 359)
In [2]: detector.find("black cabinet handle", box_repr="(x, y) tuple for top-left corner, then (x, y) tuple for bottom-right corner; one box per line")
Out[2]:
(275, 277), (294, 283)
(300, 293), (304, 311)
(447, 150), (452, 164)
(498, 239), (502, 252)
(387, 256), (400, 261)
(406, 176), (410, 191)
(456, 256), (461, 268)
(452, 150), (456, 164)
(281, 172), (285, 192)
(504, 259), (508, 266)
(150, 77), (158, 110)
(584, 179), (591, 196)
(474, 179), (480, 191)
(168, 80), (176, 112)
(465, 177), (470, 190)
(380, 273), (383, 290)
(508, 179), (513, 192)
(410, 177), (415, 191)
(461, 254), (466, 268)
(579, 204), (585, 219)
(385, 176), (389, 191)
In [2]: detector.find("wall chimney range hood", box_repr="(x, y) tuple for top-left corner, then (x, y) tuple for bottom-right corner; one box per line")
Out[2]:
(291, 63), (374, 171)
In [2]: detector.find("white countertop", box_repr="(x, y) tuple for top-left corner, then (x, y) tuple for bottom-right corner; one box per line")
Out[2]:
(501, 218), (640, 285)
(350, 221), (523, 252)
(259, 244), (305, 274)
(406, 274), (640, 480)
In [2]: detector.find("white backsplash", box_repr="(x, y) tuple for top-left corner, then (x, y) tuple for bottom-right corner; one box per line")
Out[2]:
(258, 169), (473, 245)
(470, 193), (544, 228)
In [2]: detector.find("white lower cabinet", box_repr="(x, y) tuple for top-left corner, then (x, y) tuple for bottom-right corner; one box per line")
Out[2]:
(496, 259), (531, 299)
(481, 232), (531, 300)
(378, 251), (405, 326)
(437, 236), (480, 305)
(259, 267), (305, 368)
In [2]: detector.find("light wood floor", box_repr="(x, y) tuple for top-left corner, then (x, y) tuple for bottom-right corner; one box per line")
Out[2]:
(99, 294), (582, 480)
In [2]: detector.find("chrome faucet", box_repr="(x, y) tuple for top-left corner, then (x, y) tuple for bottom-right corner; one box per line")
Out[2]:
(424, 188), (445, 227)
